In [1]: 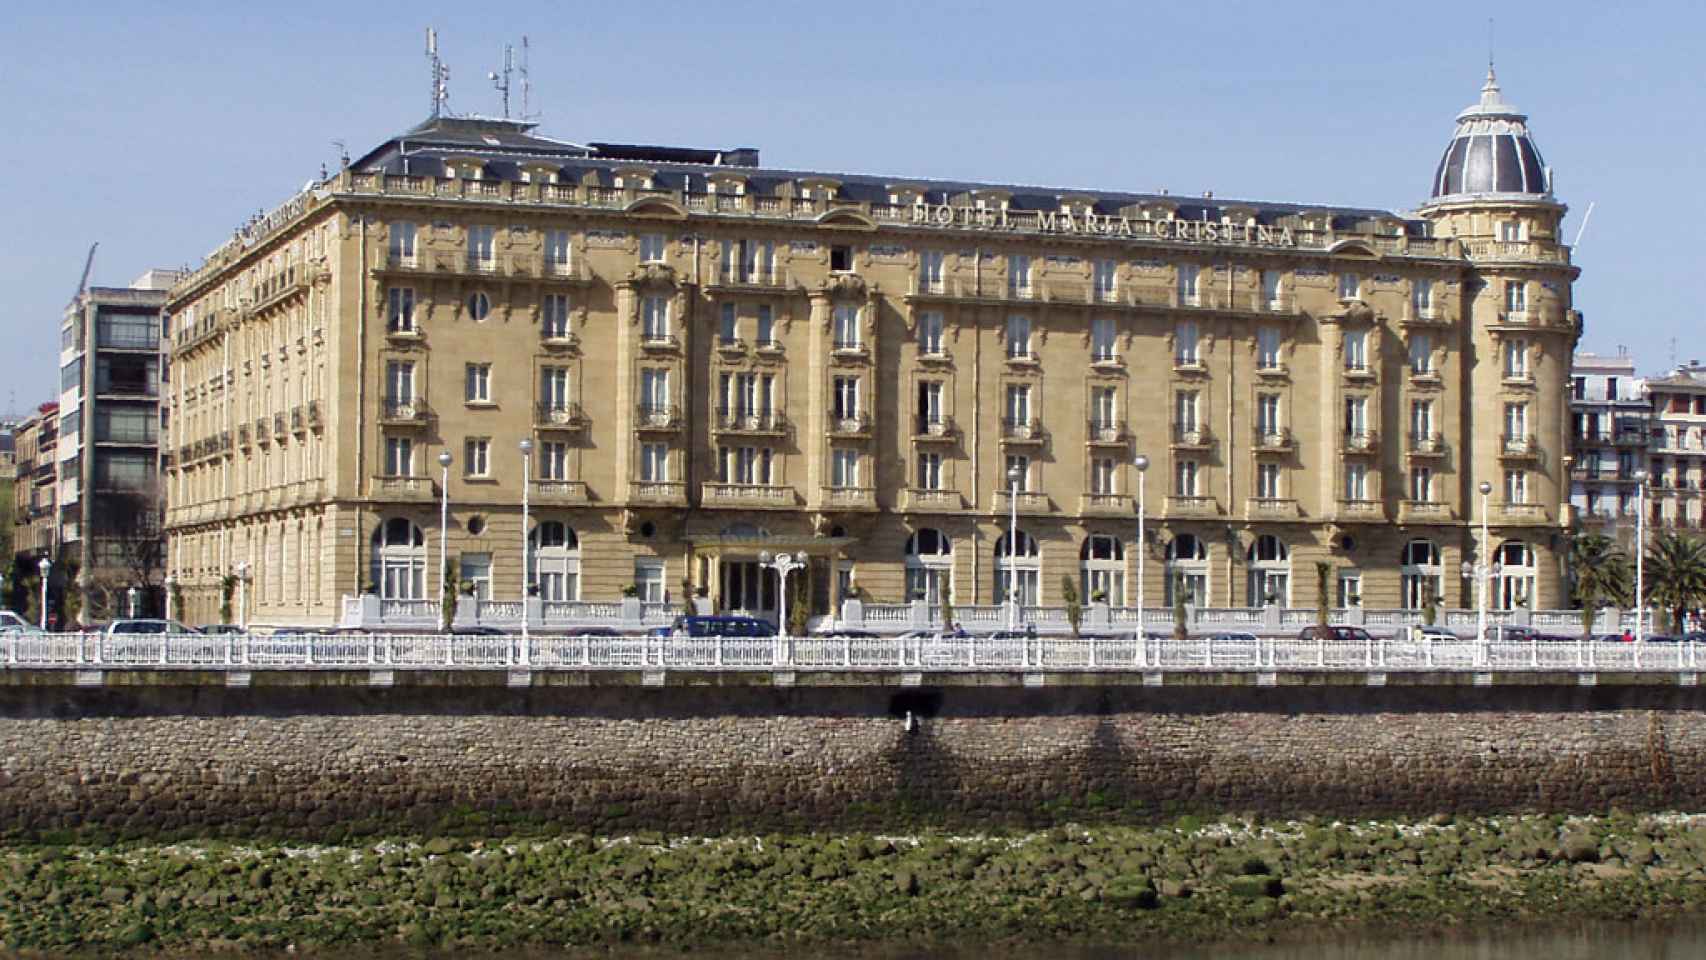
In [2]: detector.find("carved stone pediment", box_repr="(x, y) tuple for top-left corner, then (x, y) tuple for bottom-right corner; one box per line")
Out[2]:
(821, 273), (867, 300)
(625, 262), (678, 289)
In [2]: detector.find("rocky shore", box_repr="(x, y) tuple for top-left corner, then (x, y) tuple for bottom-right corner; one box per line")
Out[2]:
(7, 814), (1706, 954)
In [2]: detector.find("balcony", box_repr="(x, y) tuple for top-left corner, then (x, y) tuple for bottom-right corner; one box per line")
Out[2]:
(541, 330), (579, 351)
(308, 400), (324, 431)
(1171, 424), (1213, 449)
(536, 402), (589, 431)
(1341, 431), (1379, 455)
(702, 482), (796, 508)
(254, 416), (272, 446)
(992, 489), (1051, 515)
(1085, 419), (1128, 446)
(379, 400), (432, 427)
(1000, 418), (1046, 445)
(900, 488), (963, 512)
(290, 406), (306, 435)
(1079, 493), (1134, 517)
(1500, 434), (1540, 459)
(1407, 432), (1447, 457)
(1004, 349), (1041, 369)
(1164, 495), (1220, 518)
(373, 475), (436, 502)
(715, 408), (788, 437)
(273, 412), (288, 438)
(634, 404), (683, 432)
(1496, 502), (1548, 523)
(533, 480), (591, 504)
(639, 332), (680, 352)
(1336, 499), (1384, 521)
(1246, 497), (1300, 520)
(828, 411), (873, 438)
(1616, 429), (1650, 447)
(819, 486), (877, 511)
(831, 340), (870, 361)
(715, 337), (748, 359)
(627, 480), (687, 507)
(912, 416), (958, 442)
(1398, 500), (1453, 524)
(1253, 428), (1295, 453)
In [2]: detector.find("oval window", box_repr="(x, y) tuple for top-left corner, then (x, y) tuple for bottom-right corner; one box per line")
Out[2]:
(467, 292), (491, 321)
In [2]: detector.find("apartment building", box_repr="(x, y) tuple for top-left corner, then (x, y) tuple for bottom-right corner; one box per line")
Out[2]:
(162, 69), (1580, 626)
(1568, 352), (1650, 532)
(1646, 363), (1706, 530)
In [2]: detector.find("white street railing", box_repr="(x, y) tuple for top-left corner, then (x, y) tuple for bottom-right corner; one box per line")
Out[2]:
(5, 632), (1703, 675)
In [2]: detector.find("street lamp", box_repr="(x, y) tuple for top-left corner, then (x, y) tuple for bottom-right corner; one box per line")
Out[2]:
(1134, 453), (1149, 632)
(127, 586), (138, 619)
(1634, 468), (1649, 642)
(236, 561), (251, 630)
(438, 451), (453, 612)
(518, 438), (533, 656)
(1005, 463), (1023, 630)
(1477, 480), (1492, 644)
(36, 558), (50, 631)
(164, 573), (176, 622)
(759, 551), (805, 636)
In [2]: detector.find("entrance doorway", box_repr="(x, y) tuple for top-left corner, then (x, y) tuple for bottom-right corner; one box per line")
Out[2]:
(720, 560), (777, 620)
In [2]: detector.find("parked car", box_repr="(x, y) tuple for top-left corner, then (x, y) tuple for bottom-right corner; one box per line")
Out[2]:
(200, 623), (244, 636)
(0, 611), (43, 636)
(1207, 631), (1260, 643)
(105, 619), (201, 637)
(450, 625), (508, 636)
(1408, 625), (1459, 642)
(558, 626), (620, 638)
(655, 616), (775, 639)
(1483, 625), (1540, 643)
(1296, 624), (1376, 643)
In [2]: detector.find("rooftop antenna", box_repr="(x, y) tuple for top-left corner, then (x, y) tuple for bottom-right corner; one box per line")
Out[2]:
(519, 35), (536, 120)
(1487, 17), (1495, 73)
(426, 27), (451, 118)
(489, 44), (513, 118)
(1571, 200), (1596, 249)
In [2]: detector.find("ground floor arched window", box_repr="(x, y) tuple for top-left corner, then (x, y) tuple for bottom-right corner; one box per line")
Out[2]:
(1080, 534), (1124, 606)
(994, 530), (1041, 607)
(372, 518), (426, 600)
(1245, 534), (1291, 607)
(904, 528), (954, 605)
(1400, 539), (1442, 609)
(1165, 533), (1210, 606)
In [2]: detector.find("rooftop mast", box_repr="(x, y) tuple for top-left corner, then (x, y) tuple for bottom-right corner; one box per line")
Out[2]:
(489, 44), (514, 118)
(426, 27), (451, 118)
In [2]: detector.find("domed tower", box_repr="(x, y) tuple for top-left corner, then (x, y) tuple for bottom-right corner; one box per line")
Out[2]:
(1418, 69), (1581, 611)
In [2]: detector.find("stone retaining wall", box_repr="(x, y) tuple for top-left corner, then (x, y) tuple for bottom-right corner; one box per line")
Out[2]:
(1, 679), (1701, 835)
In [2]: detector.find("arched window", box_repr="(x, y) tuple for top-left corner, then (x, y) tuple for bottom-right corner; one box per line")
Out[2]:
(904, 529), (954, 605)
(529, 521), (581, 601)
(1495, 540), (1535, 610)
(1400, 539), (1442, 609)
(1080, 535), (1125, 606)
(993, 530), (1041, 607)
(1245, 534), (1291, 606)
(371, 518), (426, 600)
(1165, 533), (1210, 606)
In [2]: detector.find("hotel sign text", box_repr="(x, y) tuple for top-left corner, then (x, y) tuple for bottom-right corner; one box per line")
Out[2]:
(909, 204), (1299, 248)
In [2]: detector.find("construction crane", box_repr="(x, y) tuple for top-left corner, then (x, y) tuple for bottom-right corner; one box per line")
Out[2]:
(71, 242), (98, 306)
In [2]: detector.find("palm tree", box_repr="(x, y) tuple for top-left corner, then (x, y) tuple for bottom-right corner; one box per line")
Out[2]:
(1644, 533), (1706, 635)
(1568, 533), (1632, 637)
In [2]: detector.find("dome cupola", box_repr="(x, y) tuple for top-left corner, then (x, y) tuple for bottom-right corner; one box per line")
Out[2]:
(1428, 69), (1552, 201)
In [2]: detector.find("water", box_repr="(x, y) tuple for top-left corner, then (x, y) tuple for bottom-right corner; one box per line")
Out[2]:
(182, 922), (1706, 958)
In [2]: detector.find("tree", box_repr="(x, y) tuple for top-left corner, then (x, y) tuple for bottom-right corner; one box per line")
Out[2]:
(219, 575), (237, 626)
(788, 588), (809, 638)
(1645, 533), (1706, 634)
(440, 558), (459, 633)
(1421, 579), (1439, 626)
(1569, 533), (1632, 637)
(1171, 574), (1189, 642)
(92, 484), (165, 616)
(1314, 562), (1332, 626)
(938, 588), (955, 636)
(1061, 575), (1083, 638)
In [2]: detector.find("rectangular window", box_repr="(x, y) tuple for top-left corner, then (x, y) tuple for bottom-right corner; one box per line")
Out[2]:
(1091, 316), (1117, 361)
(544, 229), (572, 273)
(389, 221), (417, 265)
(1091, 386), (1118, 428)
(384, 360), (414, 405)
(1504, 469), (1528, 504)
(1572, 376), (1587, 400)
(1174, 390), (1199, 431)
(640, 368), (670, 412)
(917, 381), (944, 430)
(640, 442), (669, 482)
(1006, 314), (1032, 358)
(1008, 254), (1031, 297)
(1409, 466), (1432, 502)
(540, 366), (570, 410)
(1256, 393), (1281, 436)
(1177, 265), (1200, 306)
(1092, 259), (1117, 301)
(1091, 457), (1117, 494)
(1504, 280), (1527, 315)
(916, 452), (943, 490)
(756, 305), (775, 346)
(1005, 454), (1031, 492)
(464, 363), (491, 403)
(1175, 458), (1198, 496)
(1004, 384), (1031, 425)
(1499, 220), (1525, 242)
(829, 244), (853, 272)
(833, 305), (860, 349)
(386, 288), (416, 332)
(1343, 328), (1367, 371)
(1504, 403), (1528, 441)
(1337, 571), (1362, 608)
(832, 376), (861, 421)
(1410, 399), (1434, 443)
(96, 312), (160, 350)
(1412, 279), (1434, 317)
(1344, 462), (1368, 500)
(1343, 396), (1367, 436)
(1256, 326), (1281, 370)
(467, 225), (496, 270)
(720, 303), (739, 344)
(464, 438), (491, 477)
(831, 448), (860, 487)
(642, 296), (670, 340)
(918, 310), (944, 355)
(384, 436), (412, 476)
(1257, 462), (1281, 499)
(459, 553), (493, 602)
(1504, 338), (1530, 378)
(919, 250), (945, 293)
(1261, 269), (1283, 308)
(1338, 272), (1360, 300)
(1175, 320), (1200, 365)
(1408, 333), (1433, 374)
(542, 294), (571, 338)
(639, 233), (666, 263)
(634, 560), (666, 604)
(539, 441), (568, 481)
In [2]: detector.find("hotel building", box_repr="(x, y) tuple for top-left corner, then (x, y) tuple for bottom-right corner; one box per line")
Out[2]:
(162, 70), (1579, 627)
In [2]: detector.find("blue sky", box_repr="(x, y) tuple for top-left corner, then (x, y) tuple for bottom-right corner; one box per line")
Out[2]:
(4, 0), (1701, 412)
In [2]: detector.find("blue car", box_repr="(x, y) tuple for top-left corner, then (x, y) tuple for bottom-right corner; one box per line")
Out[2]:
(651, 616), (776, 638)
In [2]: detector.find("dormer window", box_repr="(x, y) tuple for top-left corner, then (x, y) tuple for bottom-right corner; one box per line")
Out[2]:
(1499, 220), (1526, 242)
(830, 245), (854, 272)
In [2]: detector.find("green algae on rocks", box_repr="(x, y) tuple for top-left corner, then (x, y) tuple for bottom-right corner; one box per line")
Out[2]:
(8, 814), (1706, 954)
